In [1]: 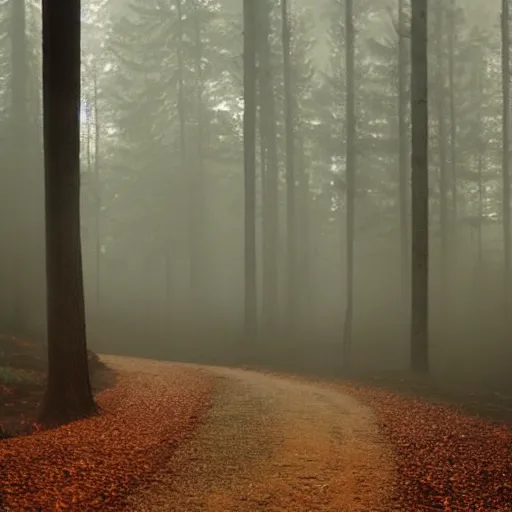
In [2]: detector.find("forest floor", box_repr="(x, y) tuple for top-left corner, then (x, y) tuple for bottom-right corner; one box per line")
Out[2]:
(0, 335), (110, 437)
(0, 350), (511, 511)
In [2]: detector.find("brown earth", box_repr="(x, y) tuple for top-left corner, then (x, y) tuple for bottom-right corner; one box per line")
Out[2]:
(126, 365), (395, 512)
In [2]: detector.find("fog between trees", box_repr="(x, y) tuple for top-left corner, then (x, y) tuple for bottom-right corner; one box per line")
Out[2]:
(0, 0), (511, 391)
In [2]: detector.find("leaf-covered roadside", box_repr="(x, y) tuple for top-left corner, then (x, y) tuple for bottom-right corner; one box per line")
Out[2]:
(0, 335), (108, 438)
(348, 384), (512, 511)
(0, 357), (214, 511)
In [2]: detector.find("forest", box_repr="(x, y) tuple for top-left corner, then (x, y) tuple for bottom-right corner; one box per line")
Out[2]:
(1, 0), (509, 385)
(1, 0), (512, 511)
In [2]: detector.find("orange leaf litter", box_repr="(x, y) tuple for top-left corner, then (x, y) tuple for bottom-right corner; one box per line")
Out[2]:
(0, 358), (214, 511)
(346, 384), (512, 511)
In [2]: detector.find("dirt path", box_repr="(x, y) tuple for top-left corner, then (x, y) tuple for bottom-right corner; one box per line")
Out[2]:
(128, 366), (395, 512)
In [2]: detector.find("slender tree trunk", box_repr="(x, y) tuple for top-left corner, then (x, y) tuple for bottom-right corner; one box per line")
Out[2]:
(502, 0), (511, 322)
(448, 0), (457, 223)
(258, 0), (279, 334)
(86, 94), (93, 182)
(243, 0), (257, 339)
(10, 0), (29, 333)
(436, 1), (448, 296)
(189, 3), (205, 305)
(410, 0), (429, 374)
(92, 66), (101, 310)
(39, 0), (97, 427)
(281, 0), (296, 333)
(476, 49), (485, 268)
(343, 0), (356, 368)
(166, 0), (186, 313)
(398, 0), (409, 308)
(477, 155), (484, 265)
(296, 132), (311, 330)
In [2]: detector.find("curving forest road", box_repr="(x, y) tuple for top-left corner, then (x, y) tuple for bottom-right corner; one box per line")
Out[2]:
(2, 355), (511, 511)
(122, 362), (395, 511)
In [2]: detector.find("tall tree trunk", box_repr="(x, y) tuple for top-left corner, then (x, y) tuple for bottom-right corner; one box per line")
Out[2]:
(410, 0), (429, 374)
(502, 0), (511, 322)
(436, 1), (448, 297)
(189, 2), (205, 305)
(175, 0), (186, 305)
(92, 65), (101, 311)
(39, 0), (97, 427)
(398, 0), (409, 309)
(343, 0), (355, 368)
(296, 133), (312, 330)
(477, 157), (484, 266)
(243, 0), (257, 339)
(448, 0), (457, 223)
(10, 0), (29, 333)
(476, 49), (485, 268)
(258, 0), (279, 334)
(281, 0), (296, 332)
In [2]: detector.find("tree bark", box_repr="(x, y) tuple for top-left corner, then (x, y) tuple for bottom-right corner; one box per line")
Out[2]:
(243, 0), (258, 339)
(39, 0), (97, 427)
(410, 0), (429, 374)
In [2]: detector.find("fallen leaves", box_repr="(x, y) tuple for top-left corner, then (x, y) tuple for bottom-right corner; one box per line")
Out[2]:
(2, 354), (510, 511)
(0, 355), (214, 511)
(346, 384), (512, 511)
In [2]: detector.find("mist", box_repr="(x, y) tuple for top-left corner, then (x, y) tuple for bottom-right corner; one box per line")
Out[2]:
(0, 0), (510, 393)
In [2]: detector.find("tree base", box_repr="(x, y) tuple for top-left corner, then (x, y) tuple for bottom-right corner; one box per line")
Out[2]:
(37, 390), (98, 429)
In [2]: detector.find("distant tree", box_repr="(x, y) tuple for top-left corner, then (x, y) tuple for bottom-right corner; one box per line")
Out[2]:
(106, 0), (241, 326)
(398, 0), (410, 308)
(174, 0), (188, 300)
(502, 0), (511, 321)
(83, 60), (102, 311)
(243, 0), (257, 339)
(410, 0), (429, 374)
(448, 0), (457, 222)
(281, 0), (297, 332)
(38, 0), (97, 426)
(343, 0), (355, 367)
(277, 6), (315, 331)
(435, 0), (448, 293)
(258, 0), (280, 334)
(9, 0), (29, 332)
(189, 1), (207, 307)
(92, 66), (101, 310)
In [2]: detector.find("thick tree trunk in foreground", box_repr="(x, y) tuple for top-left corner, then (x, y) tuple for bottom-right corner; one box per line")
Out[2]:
(410, 0), (429, 374)
(39, 0), (97, 427)
(243, 0), (257, 339)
